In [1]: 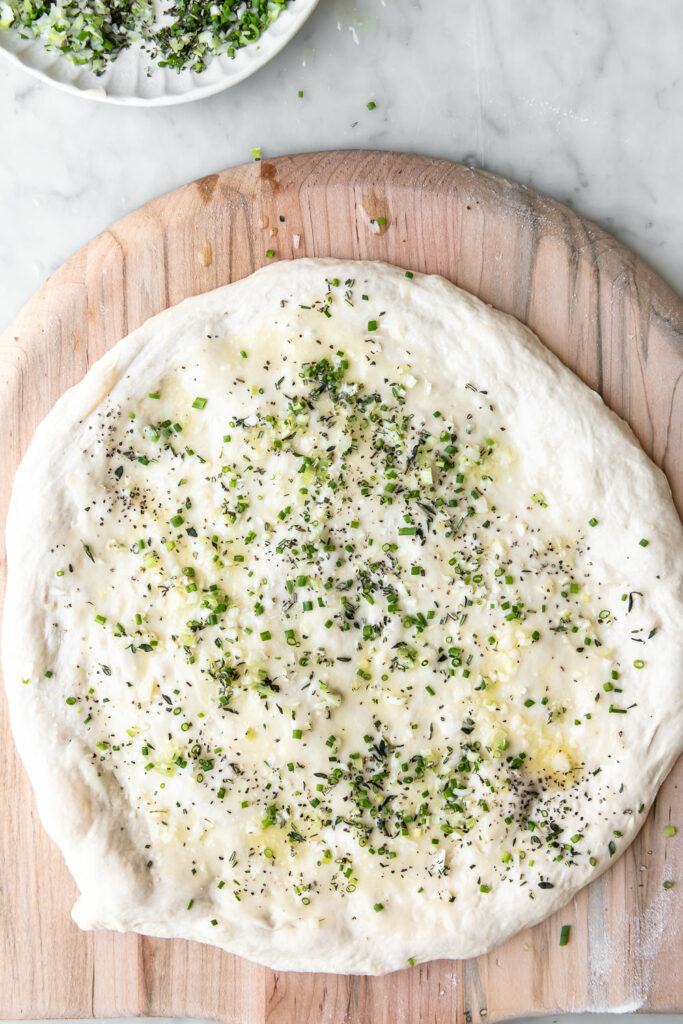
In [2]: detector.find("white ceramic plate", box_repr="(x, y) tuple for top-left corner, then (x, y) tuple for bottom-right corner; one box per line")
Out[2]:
(0, 0), (319, 105)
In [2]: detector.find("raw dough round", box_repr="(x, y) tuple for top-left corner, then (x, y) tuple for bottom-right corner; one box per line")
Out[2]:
(3, 259), (682, 974)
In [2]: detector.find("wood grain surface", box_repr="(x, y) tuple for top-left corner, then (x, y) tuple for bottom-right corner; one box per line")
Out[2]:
(0, 150), (681, 1024)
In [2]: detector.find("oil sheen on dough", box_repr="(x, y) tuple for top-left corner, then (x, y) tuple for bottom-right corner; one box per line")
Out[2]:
(3, 260), (682, 974)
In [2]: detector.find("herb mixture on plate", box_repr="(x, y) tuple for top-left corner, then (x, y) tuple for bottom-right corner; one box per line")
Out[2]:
(0, 0), (292, 73)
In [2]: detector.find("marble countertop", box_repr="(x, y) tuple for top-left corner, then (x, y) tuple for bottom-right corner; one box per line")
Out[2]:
(1, 0), (683, 332)
(0, 2), (681, 1022)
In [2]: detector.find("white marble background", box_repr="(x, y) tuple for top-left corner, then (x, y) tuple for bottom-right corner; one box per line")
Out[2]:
(1, 0), (683, 333)
(0, 2), (682, 1022)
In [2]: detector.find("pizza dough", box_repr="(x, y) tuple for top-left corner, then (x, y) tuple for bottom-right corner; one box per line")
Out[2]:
(3, 259), (682, 975)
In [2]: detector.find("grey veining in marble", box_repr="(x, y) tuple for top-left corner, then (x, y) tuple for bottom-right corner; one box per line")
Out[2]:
(1, 0), (682, 331)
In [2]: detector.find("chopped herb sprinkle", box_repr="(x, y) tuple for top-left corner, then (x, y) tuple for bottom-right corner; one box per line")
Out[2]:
(25, 270), (664, 938)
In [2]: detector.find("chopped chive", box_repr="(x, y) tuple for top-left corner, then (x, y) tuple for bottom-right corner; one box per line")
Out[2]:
(559, 924), (570, 946)
(192, 396), (207, 410)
